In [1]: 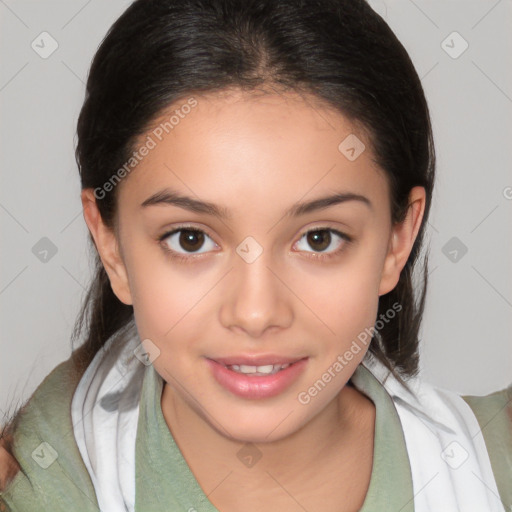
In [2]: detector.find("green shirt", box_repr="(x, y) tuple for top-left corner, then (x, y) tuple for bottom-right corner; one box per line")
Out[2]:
(1, 355), (511, 511)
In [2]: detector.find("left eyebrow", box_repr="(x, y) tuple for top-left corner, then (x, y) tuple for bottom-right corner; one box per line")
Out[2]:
(288, 191), (373, 217)
(140, 187), (373, 219)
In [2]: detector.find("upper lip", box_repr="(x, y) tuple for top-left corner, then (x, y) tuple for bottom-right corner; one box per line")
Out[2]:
(208, 355), (308, 366)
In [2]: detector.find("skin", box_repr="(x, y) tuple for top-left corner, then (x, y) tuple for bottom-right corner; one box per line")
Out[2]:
(0, 437), (19, 493)
(75, 88), (425, 511)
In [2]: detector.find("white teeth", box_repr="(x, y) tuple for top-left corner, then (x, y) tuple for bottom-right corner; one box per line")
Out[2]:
(228, 363), (291, 375)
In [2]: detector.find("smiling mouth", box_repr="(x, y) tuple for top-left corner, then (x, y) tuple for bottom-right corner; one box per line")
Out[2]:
(206, 357), (309, 399)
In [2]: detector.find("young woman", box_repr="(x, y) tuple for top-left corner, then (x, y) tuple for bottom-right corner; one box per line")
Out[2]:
(1, 0), (510, 511)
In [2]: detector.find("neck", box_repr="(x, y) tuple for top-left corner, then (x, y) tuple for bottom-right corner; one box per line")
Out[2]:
(160, 381), (374, 486)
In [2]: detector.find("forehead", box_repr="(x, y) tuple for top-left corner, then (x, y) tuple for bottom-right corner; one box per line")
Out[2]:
(118, 88), (389, 216)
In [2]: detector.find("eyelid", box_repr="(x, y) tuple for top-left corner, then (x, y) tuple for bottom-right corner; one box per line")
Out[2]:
(158, 222), (219, 245)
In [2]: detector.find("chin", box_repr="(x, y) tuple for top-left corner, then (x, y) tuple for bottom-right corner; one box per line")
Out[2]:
(203, 403), (308, 445)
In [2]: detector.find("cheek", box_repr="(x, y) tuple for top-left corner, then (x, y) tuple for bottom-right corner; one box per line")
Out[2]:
(133, 277), (200, 337)
(130, 269), (207, 380)
(293, 251), (382, 334)
(127, 248), (217, 347)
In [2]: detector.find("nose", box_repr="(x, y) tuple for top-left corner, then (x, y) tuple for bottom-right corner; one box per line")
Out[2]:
(219, 250), (294, 339)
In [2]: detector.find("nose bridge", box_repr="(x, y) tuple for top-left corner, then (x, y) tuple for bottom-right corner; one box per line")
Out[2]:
(219, 240), (293, 336)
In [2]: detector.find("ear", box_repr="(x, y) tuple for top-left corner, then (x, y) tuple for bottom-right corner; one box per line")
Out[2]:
(81, 189), (133, 305)
(378, 186), (426, 296)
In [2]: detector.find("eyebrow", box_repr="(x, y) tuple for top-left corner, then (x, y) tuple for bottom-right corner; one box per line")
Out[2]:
(140, 188), (372, 219)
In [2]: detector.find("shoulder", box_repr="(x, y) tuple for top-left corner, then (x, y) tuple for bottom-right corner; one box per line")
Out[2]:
(462, 382), (512, 444)
(2, 351), (83, 444)
(462, 383), (512, 508)
(0, 354), (78, 474)
(0, 348), (93, 510)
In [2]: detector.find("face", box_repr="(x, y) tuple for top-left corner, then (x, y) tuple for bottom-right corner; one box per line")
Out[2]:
(84, 88), (425, 443)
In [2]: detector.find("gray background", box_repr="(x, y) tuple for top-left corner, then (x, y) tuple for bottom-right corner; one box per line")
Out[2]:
(1, 0), (511, 418)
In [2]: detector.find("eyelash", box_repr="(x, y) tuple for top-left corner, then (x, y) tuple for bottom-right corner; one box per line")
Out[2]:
(157, 224), (353, 264)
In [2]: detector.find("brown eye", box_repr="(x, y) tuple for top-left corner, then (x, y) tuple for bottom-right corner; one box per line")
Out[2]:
(306, 229), (331, 252)
(179, 229), (205, 252)
(295, 227), (351, 259)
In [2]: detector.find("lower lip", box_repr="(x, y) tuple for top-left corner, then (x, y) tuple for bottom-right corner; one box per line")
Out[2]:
(206, 358), (308, 399)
